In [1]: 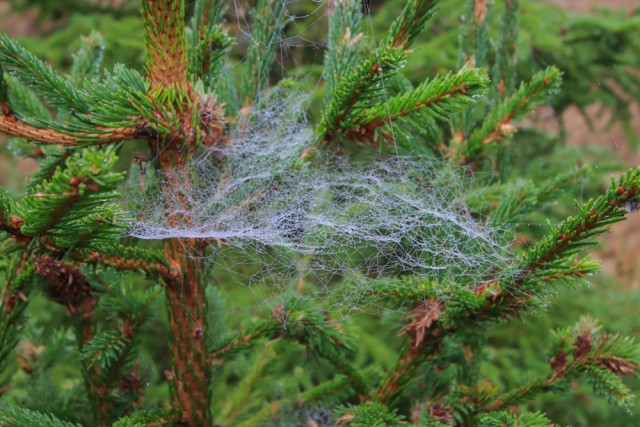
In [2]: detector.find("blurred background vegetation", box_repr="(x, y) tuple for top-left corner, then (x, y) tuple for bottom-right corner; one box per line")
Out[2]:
(1, 0), (639, 425)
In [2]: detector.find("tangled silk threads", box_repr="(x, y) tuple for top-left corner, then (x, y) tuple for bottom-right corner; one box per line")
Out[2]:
(125, 95), (514, 303)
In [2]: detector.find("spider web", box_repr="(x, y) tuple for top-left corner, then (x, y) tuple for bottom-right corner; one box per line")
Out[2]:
(125, 90), (516, 313)
(119, 0), (521, 317)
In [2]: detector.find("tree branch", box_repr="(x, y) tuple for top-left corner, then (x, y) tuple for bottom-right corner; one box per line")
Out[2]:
(1, 101), (144, 146)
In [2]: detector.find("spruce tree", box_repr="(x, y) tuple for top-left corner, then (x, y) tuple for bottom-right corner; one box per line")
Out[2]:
(0, 1), (639, 426)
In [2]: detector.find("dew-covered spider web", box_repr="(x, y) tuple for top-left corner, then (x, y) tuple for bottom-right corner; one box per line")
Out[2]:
(119, 0), (524, 320)
(124, 91), (517, 313)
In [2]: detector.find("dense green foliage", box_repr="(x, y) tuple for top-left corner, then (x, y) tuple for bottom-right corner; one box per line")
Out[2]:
(1, 1), (639, 426)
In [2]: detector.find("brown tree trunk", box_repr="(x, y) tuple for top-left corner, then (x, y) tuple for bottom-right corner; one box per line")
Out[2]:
(164, 238), (210, 426)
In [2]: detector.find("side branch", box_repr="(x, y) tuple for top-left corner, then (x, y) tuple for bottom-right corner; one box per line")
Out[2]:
(349, 69), (488, 145)
(387, 0), (438, 49)
(461, 67), (561, 163)
(1, 102), (143, 146)
(79, 251), (172, 283)
(0, 113), (82, 145)
(315, 48), (406, 149)
(0, 215), (171, 282)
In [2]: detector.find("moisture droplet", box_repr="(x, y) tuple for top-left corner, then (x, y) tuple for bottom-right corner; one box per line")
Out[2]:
(624, 199), (640, 213)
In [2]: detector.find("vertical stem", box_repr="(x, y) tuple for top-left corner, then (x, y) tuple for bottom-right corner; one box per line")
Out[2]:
(143, 1), (212, 423)
(143, 0), (188, 90)
(157, 140), (210, 424)
(164, 238), (210, 426)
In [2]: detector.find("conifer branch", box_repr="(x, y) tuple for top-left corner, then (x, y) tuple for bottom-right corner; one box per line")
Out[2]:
(318, 51), (487, 150)
(477, 375), (563, 415)
(192, 0), (224, 31)
(0, 225), (171, 281)
(486, 165), (589, 227)
(0, 407), (81, 427)
(3, 74), (50, 121)
(17, 147), (125, 238)
(78, 278), (153, 425)
(477, 411), (556, 427)
(353, 278), (444, 306)
(334, 402), (405, 425)
(373, 168), (640, 405)
(523, 169), (640, 276)
(324, 0), (363, 103)
(209, 318), (280, 363)
(461, 67), (561, 163)
(37, 255), (114, 425)
(374, 298), (443, 404)
(112, 409), (178, 427)
(348, 68), (489, 146)
(386, 0), (439, 50)
(187, 2), (232, 90)
(273, 302), (370, 399)
(142, 0), (188, 89)
(465, 167), (640, 314)
(0, 35), (89, 112)
(0, 188), (28, 243)
(315, 47), (406, 148)
(479, 318), (640, 413)
(485, 179), (538, 227)
(81, 331), (131, 371)
(0, 254), (33, 394)
(220, 341), (276, 425)
(77, 247), (172, 282)
(465, 163), (589, 229)
(0, 36), (160, 146)
(403, 311), (639, 423)
(3, 177), (170, 281)
(242, 0), (288, 101)
(31, 253), (154, 425)
(70, 32), (105, 87)
(211, 301), (370, 399)
(237, 375), (353, 427)
(495, 0), (519, 96)
(0, 108), (139, 146)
